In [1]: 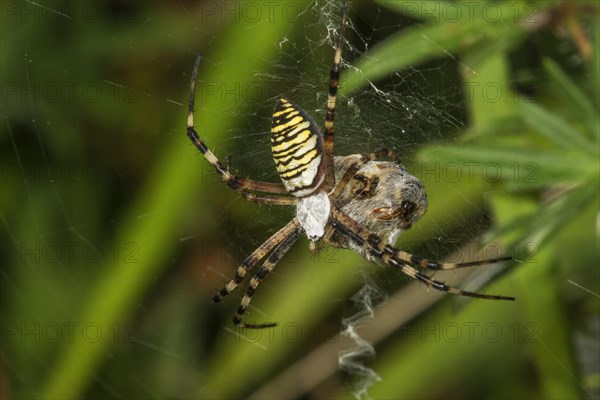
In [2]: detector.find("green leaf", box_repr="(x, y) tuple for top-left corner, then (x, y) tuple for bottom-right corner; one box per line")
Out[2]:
(489, 179), (599, 251)
(491, 198), (583, 400)
(342, 1), (557, 96)
(341, 22), (518, 97)
(517, 100), (597, 156)
(593, 8), (600, 99)
(543, 58), (599, 142)
(375, 0), (551, 25)
(461, 47), (516, 129)
(419, 145), (597, 188)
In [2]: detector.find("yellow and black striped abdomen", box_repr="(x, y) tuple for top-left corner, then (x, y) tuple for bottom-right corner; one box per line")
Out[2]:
(271, 98), (326, 197)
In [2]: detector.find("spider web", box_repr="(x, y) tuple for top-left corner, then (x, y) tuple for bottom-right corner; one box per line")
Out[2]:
(3, 1), (596, 400)
(196, 0), (469, 260)
(218, 1), (464, 178)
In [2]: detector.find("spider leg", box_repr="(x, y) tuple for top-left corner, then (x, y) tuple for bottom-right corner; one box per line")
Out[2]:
(234, 225), (303, 329)
(213, 219), (301, 303)
(187, 55), (292, 201)
(322, 150), (394, 243)
(329, 207), (515, 301)
(330, 149), (394, 201)
(322, 1), (349, 191)
(367, 148), (396, 160)
(239, 192), (297, 206)
(330, 155), (365, 199)
(330, 150), (510, 269)
(391, 250), (511, 271)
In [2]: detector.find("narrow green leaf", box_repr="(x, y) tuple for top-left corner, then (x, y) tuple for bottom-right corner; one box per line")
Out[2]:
(592, 9), (600, 101)
(375, 0), (551, 25)
(517, 101), (597, 155)
(490, 180), (599, 250)
(543, 58), (599, 141)
(420, 145), (596, 186)
(461, 47), (515, 129)
(343, 1), (557, 96)
(493, 199), (585, 400)
(375, 0), (452, 22)
(341, 21), (522, 97)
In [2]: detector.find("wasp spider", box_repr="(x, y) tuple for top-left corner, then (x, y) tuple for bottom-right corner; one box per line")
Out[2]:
(187, 2), (513, 329)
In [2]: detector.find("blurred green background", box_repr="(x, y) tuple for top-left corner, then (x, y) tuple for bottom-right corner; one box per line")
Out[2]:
(1, 0), (598, 399)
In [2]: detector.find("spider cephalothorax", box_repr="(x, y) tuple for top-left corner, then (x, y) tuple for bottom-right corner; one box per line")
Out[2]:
(186, 1), (513, 329)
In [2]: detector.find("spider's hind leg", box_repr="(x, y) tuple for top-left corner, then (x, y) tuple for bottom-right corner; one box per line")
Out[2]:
(330, 207), (515, 301)
(233, 226), (303, 329)
(393, 251), (512, 271)
(213, 219), (300, 303)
